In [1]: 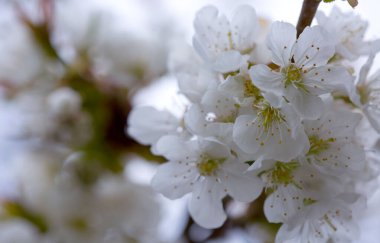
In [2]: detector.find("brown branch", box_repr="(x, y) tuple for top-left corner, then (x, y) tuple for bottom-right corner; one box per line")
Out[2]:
(296, 0), (322, 37)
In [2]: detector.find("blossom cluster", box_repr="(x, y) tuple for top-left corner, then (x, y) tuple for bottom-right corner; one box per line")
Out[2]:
(129, 5), (380, 242)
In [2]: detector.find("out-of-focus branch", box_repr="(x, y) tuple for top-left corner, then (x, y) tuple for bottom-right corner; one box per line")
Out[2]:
(296, 0), (322, 37)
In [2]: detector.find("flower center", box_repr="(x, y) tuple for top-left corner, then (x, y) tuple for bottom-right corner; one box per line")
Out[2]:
(197, 156), (225, 176)
(256, 103), (286, 132)
(244, 79), (261, 98)
(260, 161), (300, 192)
(283, 64), (308, 92)
(307, 135), (336, 156)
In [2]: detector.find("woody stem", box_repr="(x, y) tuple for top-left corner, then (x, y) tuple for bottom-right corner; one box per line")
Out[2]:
(296, 0), (322, 37)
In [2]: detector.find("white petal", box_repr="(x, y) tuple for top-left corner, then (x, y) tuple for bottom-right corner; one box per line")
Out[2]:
(249, 42), (272, 64)
(198, 139), (230, 160)
(250, 64), (284, 99)
(233, 114), (260, 154)
(184, 105), (235, 140)
(275, 223), (301, 243)
(222, 162), (263, 202)
(304, 106), (361, 140)
(213, 50), (246, 73)
(188, 178), (227, 228)
(193, 6), (229, 62)
(286, 87), (324, 119)
(266, 21), (296, 66)
(151, 161), (197, 199)
(364, 107), (380, 133)
(184, 104), (207, 135)
(358, 54), (375, 86)
(293, 26), (334, 69)
(303, 66), (354, 95)
(219, 75), (245, 98)
(315, 143), (365, 176)
(264, 185), (304, 223)
(201, 123), (234, 145)
(177, 68), (218, 103)
(201, 90), (237, 120)
(155, 135), (198, 161)
(230, 5), (258, 52)
(127, 107), (178, 145)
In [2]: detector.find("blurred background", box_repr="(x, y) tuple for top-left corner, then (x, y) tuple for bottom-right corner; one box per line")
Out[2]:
(0, 0), (379, 242)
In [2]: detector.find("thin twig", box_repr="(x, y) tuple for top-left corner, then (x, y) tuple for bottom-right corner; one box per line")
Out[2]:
(296, 0), (322, 37)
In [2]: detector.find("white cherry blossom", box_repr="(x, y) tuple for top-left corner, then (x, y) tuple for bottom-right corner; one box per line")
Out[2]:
(316, 6), (379, 61)
(256, 160), (341, 224)
(301, 105), (365, 177)
(151, 135), (263, 228)
(193, 5), (263, 73)
(250, 21), (353, 119)
(276, 194), (363, 243)
(233, 101), (308, 162)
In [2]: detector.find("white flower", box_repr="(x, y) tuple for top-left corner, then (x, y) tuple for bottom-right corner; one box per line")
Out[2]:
(276, 194), (363, 243)
(316, 6), (379, 61)
(233, 101), (308, 162)
(301, 104), (365, 178)
(255, 158), (363, 242)
(250, 22), (353, 119)
(193, 5), (261, 73)
(257, 160), (341, 224)
(151, 135), (263, 228)
(352, 54), (380, 132)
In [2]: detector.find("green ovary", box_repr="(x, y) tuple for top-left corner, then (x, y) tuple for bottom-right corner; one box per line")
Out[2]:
(261, 161), (300, 191)
(270, 161), (299, 186)
(197, 157), (225, 176)
(283, 64), (308, 92)
(257, 104), (286, 132)
(307, 135), (336, 156)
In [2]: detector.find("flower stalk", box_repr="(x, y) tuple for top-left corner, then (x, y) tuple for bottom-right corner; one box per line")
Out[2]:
(296, 0), (322, 37)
